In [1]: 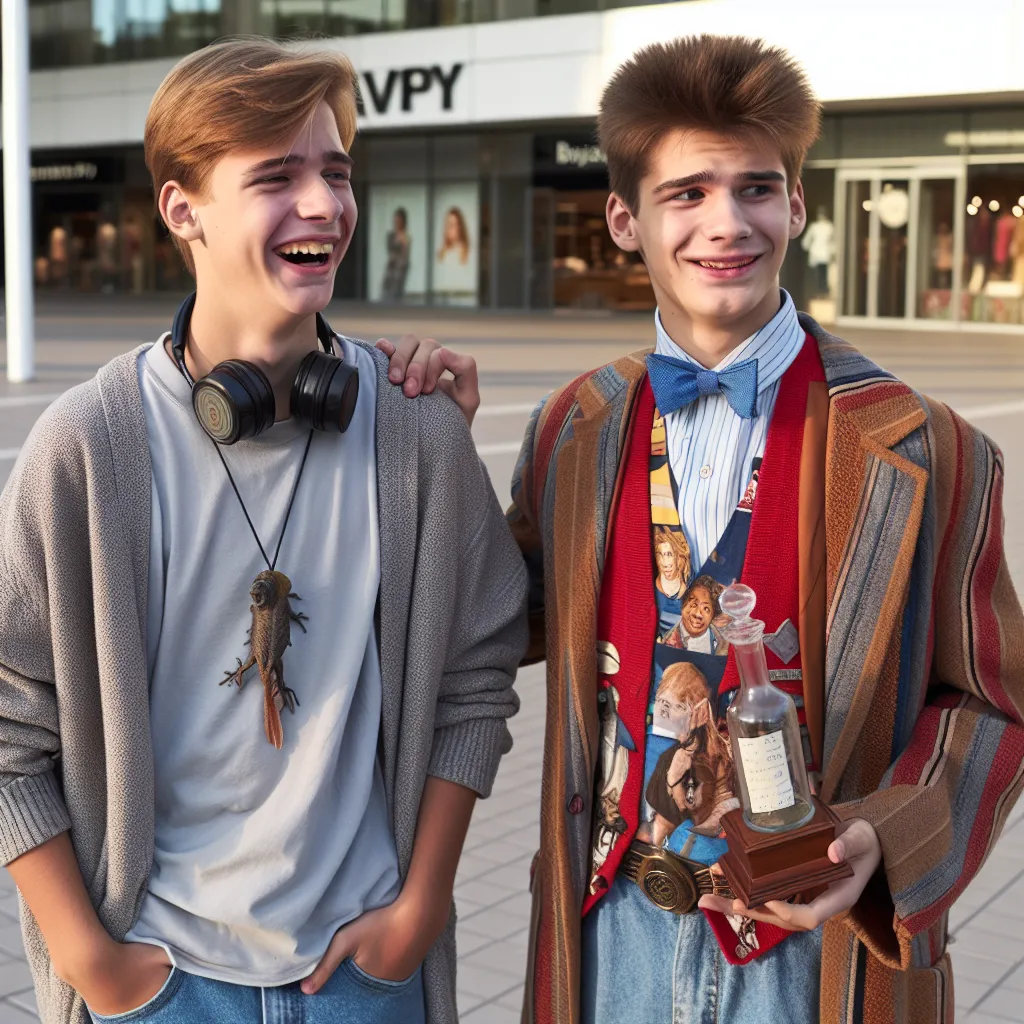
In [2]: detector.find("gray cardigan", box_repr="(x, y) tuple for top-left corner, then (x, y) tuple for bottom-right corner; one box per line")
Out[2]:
(0, 342), (528, 1024)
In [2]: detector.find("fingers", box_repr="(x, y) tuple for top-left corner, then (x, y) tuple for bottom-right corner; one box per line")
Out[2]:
(437, 347), (480, 426)
(300, 925), (357, 995)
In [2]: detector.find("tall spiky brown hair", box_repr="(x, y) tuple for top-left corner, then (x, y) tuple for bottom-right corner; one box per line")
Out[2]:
(598, 35), (822, 212)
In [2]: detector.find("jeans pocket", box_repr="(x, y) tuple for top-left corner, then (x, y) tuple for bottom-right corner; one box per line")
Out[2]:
(342, 958), (421, 992)
(88, 967), (181, 1022)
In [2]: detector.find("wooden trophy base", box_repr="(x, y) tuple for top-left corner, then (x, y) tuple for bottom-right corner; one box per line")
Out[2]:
(718, 796), (853, 908)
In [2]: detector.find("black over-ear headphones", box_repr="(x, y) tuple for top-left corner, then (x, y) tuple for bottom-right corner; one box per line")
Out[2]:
(170, 292), (359, 445)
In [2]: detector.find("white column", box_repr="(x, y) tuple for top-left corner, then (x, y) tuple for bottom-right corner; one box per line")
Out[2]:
(2, 0), (35, 383)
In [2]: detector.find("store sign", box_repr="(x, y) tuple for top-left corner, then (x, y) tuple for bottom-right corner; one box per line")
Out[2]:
(361, 63), (463, 116)
(555, 140), (607, 169)
(30, 161), (98, 183)
(945, 130), (1024, 149)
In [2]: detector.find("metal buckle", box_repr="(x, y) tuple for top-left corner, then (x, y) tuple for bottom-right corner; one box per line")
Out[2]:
(635, 849), (699, 915)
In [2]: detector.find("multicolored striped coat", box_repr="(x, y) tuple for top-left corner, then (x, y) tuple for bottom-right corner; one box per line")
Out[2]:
(507, 317), (1024, 1024)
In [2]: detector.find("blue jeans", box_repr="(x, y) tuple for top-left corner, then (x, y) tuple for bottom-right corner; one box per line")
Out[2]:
(87, 959), (426, 1024)
(581, 876), (821, 1024)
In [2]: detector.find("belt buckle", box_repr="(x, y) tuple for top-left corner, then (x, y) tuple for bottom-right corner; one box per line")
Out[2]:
(635, 849), (699, 915)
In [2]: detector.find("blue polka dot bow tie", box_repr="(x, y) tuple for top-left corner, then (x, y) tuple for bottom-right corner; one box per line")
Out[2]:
(645, 352), (760, 419)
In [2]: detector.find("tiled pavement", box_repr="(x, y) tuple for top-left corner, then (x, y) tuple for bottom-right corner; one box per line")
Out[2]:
(0, 661), (1021, 1022)
(3, 310), (1024, 1022)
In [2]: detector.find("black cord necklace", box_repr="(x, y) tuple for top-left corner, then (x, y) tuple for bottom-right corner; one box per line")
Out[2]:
(170, 335), (315, 749)
(211, 429), (314, 573)
(212, 426), (315, 750)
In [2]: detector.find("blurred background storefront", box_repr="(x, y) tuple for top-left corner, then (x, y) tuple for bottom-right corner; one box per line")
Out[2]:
(6, 0), (1024, 328)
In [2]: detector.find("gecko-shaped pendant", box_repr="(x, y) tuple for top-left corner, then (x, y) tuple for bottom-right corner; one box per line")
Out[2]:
(220, 569), (309, 749)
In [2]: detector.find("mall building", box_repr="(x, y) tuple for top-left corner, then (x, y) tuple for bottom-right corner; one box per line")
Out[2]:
(9, 0), (1024, 329)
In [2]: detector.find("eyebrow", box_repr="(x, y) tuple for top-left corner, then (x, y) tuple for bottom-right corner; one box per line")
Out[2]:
(653, 169), (785, 193)
(244, 150), (354, 176)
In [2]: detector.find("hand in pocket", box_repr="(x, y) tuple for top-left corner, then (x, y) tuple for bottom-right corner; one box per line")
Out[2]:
(79, 942), (173, 1017)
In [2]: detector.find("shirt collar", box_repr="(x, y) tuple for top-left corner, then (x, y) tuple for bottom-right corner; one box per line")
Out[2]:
(653, 289), (803, 397)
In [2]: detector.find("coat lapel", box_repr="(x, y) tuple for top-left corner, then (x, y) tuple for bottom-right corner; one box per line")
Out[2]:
(549, 353), (648, 774)
(801, 318), (931, 802)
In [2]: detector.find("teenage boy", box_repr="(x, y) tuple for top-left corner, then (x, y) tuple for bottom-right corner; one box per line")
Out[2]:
(0, 39), (526, 1024)
(391, 33), (1024, 1024)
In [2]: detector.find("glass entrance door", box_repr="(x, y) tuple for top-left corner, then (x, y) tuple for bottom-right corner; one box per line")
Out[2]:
(838, 167), (964, 324)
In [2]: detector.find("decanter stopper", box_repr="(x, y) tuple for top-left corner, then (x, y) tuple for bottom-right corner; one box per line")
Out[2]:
(718, 584), (765, 645)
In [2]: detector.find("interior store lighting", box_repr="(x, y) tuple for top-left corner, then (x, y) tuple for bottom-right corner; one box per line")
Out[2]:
(967, 204), (978, 215)
(972, 196), (983, 206)
(989, 200), (1000, 212)
(1019, 195), (1024, 206)
(1014, 205), (1024, 218)
(862, 200), (873, 212)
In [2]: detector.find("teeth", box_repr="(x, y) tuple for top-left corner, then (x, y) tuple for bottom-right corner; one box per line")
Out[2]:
(277, 241), (334, 255)
(698, 258), (753, 269)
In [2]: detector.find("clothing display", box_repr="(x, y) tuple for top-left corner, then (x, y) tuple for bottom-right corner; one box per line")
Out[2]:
(801, 216), (834, 296)
(125, 339), (401, 984)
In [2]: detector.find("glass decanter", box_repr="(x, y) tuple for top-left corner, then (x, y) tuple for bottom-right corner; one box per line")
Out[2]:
(719, 583), (815, 833)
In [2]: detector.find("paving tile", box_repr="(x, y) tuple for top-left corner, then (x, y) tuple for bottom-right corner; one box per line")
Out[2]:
(978, 988), (1024, 1023)
(2, 991), (36, 1018)
(0, 928), (25, 962)
(456, 988), (484, 1017)
(0, 1000), (38, 1024)
(1001, 963), (1024, 993)
(455, 926), (494, 957)
(455, 879), (522, 906)
(457, 962), (524, 1001)
(954, 952), (1021, 986)
(462, 1003), (521, 1023)
(957, 914), (1024, 947)
(459, 939), (528, 980)
(497, 983), (526, 1010)
(0, 963), (33, 1000)
(956, 977), (997, 1012)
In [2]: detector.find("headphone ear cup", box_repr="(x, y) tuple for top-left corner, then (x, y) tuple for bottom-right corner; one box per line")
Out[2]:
(193, 360), (276, 444)
(291, 351), (359, 433)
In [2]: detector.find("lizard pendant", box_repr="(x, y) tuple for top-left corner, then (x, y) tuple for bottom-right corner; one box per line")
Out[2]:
(220, 569), (309, 749)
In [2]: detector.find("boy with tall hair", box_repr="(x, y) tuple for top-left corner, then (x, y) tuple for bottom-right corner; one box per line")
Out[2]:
(390, 33), (1024, 1024)
(0, 39), (526, 1024)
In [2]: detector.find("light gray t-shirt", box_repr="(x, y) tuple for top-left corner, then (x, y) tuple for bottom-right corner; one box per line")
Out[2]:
(126, 337), (401, 985)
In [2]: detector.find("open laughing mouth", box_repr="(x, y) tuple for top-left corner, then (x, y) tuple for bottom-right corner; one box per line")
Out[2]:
(274, 241), (335, 267)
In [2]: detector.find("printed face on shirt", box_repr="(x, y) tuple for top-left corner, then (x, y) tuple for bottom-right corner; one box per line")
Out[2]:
(605, 129), (806, 342)
(656, 542), (680, 582)
(681, 584), (714, 637)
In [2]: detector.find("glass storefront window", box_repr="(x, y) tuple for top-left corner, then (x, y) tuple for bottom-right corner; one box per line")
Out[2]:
(26, 0), (652, 68)
(916, 179), (956, 320)
(963, 165), (1024, 325)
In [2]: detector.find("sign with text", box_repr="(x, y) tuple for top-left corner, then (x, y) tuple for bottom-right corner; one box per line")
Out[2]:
(358, 63), (465, 125)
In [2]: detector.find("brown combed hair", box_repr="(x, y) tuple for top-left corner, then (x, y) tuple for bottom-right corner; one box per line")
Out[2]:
(145, 38), (360, 273)
(598, 35), (821, 212)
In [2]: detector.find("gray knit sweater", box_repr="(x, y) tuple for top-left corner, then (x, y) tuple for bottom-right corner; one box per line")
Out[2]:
(0, 342), (528, 1024)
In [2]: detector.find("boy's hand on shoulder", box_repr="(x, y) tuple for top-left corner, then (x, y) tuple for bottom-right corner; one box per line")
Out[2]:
(376, 335), (480, 426)
(697, 817), (882, 931)
(66, 940), (172, 1016)
(300, 889), (447, 995)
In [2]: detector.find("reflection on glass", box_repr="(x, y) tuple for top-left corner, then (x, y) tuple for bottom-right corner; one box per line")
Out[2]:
(917, 179), (956, 319)
(964, 166), (1024, 324)
(843, 180), (870, 316)
(876, 180), (909, 318)
(28, 0), (653, 68)
(548, 190), (651, 310)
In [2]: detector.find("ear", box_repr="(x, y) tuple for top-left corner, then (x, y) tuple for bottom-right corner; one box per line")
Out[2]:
(788, 179), (808, 240)
(158, 181), (203, 244)
(606, 192), (641, 253)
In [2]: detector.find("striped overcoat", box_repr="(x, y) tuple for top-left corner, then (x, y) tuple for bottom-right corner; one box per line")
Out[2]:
(507, 316), (1024, 1024)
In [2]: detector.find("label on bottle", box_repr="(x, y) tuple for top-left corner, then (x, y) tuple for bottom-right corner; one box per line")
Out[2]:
(736, 730), (796, 814)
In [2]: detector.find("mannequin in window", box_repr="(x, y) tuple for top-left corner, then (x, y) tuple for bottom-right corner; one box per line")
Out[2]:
(800, 205), (834, 296)
(932, 222), (953, 290)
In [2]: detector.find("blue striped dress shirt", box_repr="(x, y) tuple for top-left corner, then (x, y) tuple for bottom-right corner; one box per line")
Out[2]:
(653, 290), (805, 576)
